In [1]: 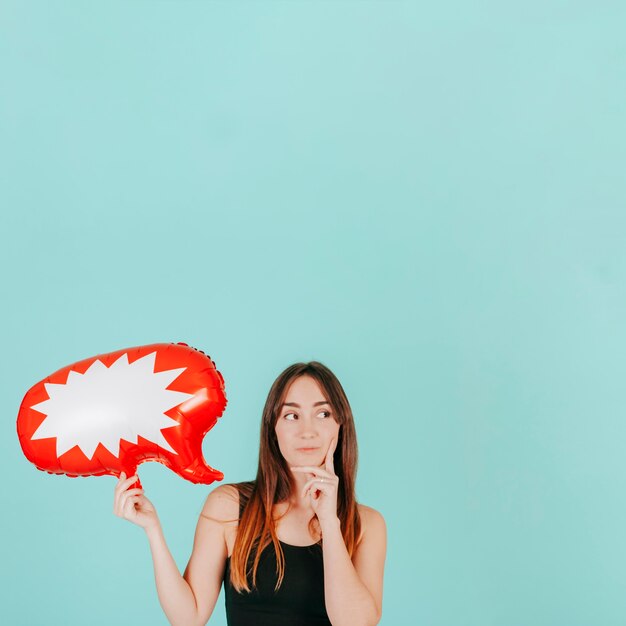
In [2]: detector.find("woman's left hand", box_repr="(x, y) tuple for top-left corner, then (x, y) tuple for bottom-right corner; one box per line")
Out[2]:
(291, 437), (339, 528)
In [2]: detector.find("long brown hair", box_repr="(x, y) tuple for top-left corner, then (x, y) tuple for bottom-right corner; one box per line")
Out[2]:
(229, 361), (361, 592)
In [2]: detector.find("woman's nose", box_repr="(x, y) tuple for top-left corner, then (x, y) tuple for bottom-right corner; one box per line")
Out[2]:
(297, 418), (317, 437)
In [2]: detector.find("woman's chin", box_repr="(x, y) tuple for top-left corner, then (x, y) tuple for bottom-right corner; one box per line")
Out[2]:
(289, 449), (323, 466)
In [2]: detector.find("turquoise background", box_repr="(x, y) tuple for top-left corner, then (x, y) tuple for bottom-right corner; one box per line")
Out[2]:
(2, 2), (625, 624)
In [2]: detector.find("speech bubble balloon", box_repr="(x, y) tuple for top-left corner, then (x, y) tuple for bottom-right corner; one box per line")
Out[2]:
(17, 343), (227, 485)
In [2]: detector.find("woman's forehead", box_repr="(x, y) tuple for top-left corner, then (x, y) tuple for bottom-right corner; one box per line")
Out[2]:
(282, 375), (329, 404)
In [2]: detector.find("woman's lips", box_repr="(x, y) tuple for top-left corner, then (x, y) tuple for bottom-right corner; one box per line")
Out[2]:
(296, 447), (319, 453)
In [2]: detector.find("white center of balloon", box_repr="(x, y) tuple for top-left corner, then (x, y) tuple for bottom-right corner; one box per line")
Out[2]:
(29, 351), (193, 460)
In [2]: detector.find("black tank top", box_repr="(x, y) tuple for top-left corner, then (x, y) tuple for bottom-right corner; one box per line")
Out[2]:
(223, 483), (332, 626)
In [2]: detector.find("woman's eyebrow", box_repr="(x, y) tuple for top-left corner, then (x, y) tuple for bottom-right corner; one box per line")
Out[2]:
(280, 401), (330, 408)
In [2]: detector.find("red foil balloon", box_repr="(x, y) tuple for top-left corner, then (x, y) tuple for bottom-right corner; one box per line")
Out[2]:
(17, 343), (226, 485)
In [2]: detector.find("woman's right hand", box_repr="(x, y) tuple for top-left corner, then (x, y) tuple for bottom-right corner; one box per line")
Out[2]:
(113, 472), (160, 532)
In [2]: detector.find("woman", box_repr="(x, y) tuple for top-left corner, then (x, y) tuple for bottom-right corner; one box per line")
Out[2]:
(114, 361), (386, 626)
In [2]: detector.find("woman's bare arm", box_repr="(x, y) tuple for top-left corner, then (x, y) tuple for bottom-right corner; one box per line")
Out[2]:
(115, 475), (237, 626)
(180, 484), (239, 626)
(322, 504), (387, 626)
(145, 524), (200, 626)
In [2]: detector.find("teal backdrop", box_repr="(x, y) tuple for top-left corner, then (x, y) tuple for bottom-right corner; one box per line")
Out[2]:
(2, 2), (625, 625)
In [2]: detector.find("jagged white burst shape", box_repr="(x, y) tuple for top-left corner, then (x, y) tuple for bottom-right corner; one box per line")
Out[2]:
(30, 351), (193, 459)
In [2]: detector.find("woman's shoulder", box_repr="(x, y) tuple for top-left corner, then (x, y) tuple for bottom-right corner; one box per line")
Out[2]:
(357, 503), (385, 521)
(200, 481), (253, 523)
(356, 503), (387, 542)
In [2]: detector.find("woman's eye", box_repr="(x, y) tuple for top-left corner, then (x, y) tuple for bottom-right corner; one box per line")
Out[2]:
(284, 413), (297, 421)
(318, 411), (331, 419)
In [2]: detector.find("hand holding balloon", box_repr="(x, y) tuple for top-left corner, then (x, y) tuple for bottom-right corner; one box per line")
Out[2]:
(113, 472), (160, 531)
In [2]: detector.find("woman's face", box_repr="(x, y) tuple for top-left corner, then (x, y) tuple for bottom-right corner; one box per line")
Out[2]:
(275, 375), (340, 468)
